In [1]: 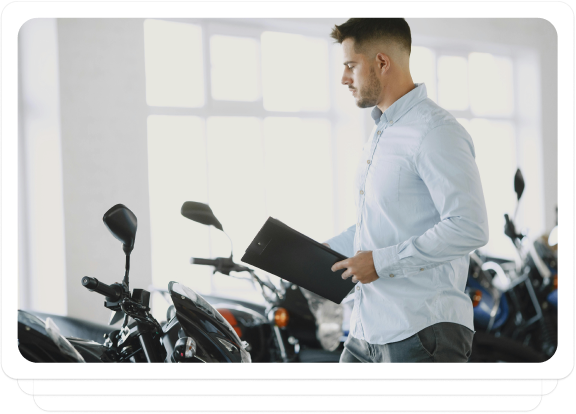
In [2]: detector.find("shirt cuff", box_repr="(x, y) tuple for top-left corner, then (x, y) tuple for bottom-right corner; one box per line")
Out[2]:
(372, 245), (402, 278)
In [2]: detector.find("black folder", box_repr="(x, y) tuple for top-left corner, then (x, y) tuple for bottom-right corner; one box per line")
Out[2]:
(241, 217), (356, 304)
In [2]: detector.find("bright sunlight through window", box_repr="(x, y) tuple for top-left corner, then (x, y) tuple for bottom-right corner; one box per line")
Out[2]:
(261, 32), (330, 112)
(210, 35), (261, 102)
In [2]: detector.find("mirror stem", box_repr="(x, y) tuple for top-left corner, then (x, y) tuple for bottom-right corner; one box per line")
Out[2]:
(513, 202), (520, 223)
(123, 253), (131, 291)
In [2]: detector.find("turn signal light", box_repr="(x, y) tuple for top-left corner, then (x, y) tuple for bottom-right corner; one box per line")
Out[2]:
(217, 308), (242, 338)
(472, 290), (482, 308)
(274, 307), (289, 328)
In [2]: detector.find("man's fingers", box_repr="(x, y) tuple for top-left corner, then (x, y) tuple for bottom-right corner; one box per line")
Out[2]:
(341, 269), (353, 280)
(331, 259), (349, 272)
(351, 276), (358, 283)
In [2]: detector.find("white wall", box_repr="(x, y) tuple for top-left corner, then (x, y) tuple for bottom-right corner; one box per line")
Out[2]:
(56, 19), (152, 323)
(18, 18), (67, 315)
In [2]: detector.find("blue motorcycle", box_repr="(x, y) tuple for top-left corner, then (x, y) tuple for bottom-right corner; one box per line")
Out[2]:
(465, 169), (557, 362)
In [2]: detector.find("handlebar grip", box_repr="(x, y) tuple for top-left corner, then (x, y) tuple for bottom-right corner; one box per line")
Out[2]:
(82, 276), (122, 302)
(190, 257), (218, 266)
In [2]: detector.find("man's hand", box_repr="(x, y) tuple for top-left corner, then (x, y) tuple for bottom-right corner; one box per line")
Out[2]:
(331, 250), (379, 284)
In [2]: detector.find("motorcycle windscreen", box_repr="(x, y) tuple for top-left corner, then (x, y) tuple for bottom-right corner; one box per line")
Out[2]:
(168, 282), (251, 363)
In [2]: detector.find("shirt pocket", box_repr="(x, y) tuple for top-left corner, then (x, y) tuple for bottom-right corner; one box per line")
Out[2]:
(366, 162), (401, 203)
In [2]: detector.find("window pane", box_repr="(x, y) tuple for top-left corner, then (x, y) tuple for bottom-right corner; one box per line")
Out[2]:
(438, 56), (469, 110)
(210, 35), (260, 102)
(261, 32), (329, 112)
(466, 118), (517, 259)
(147, 115), (212, 314)
(263, 117), (333, 241)
(144, 19), (204, 108)
(469, 52), (514, 117)
(206, 117), (267, 303)
(410, 46), (437, 103)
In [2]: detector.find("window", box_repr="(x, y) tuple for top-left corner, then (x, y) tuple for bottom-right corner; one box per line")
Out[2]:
(210, 35), (260, 102)
(144, 20), (364, 308)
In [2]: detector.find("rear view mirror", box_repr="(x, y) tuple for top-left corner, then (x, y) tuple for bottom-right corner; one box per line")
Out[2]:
(181, 201), (223, 231)
(103, 204), (137, 254)
(514, 169), (525, 201)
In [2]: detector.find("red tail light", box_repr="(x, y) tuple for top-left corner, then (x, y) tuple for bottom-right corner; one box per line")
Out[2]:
(472, 290), (482, 308)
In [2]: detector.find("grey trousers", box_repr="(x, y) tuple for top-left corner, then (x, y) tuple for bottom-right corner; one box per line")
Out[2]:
(340, 322), (474, 363)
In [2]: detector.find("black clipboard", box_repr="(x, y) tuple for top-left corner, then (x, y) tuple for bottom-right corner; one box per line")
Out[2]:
(241, 217), (355, 304)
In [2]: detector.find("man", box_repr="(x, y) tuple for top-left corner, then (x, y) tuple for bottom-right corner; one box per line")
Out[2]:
(324, 18), (489, 363)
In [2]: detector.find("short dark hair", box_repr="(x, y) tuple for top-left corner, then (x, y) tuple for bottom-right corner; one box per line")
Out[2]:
(330, 18), (412, 56)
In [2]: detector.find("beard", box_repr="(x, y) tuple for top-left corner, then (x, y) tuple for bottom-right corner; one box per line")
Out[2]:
(355, 67), (381, 108)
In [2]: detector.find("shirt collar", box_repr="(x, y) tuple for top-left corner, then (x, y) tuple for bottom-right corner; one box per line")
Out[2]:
(371, 83), (428, 125)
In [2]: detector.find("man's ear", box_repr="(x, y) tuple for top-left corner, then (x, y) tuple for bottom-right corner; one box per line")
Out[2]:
(376, 52), (391, 75)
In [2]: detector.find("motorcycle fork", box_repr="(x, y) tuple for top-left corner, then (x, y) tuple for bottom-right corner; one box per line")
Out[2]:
(127, 322), (163, 363)
(272, 325), (288, 362)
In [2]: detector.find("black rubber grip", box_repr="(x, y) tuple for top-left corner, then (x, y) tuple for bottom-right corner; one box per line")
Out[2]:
(82, 276), (122, 301)
(191, 258), (218, 266)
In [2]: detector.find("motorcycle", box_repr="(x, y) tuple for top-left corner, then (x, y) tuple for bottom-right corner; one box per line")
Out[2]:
(465, 169), (557, 362)
(179, 201), (343, 362)
(18, 204), (251, 363)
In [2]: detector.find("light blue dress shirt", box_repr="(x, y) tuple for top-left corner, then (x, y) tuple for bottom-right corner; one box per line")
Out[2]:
(325, 83), (489, 344)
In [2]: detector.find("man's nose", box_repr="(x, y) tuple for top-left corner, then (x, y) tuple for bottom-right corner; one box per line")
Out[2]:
(341, 72), (350, 86)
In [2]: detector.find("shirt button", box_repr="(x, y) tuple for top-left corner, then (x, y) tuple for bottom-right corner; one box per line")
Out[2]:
(377, 130), (382, 135)
(357, 222), (360, 226)
(360, 190), (364, 195)
(367, 160), (371, 164)
(356, 285), (360, 291)
(389, 274), (395, 278)
(389, 121), (393, 125)
(420, 268), (424, 271)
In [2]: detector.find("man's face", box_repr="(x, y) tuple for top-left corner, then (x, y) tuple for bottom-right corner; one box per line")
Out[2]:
(341, 38), (381, 108)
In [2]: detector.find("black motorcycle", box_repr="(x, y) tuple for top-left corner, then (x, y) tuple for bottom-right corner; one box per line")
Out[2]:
(180, 201), (343, 362)
(18, 204), (251, 363)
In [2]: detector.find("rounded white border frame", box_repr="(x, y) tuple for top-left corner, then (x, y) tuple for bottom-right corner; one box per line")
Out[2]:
(2, 0), (573, 380)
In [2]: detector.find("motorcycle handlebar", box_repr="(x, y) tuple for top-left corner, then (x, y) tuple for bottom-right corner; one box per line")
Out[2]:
(191, 256), (279, 300)
(191, 258), (219, 266)
(82, 276), (123, 302)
